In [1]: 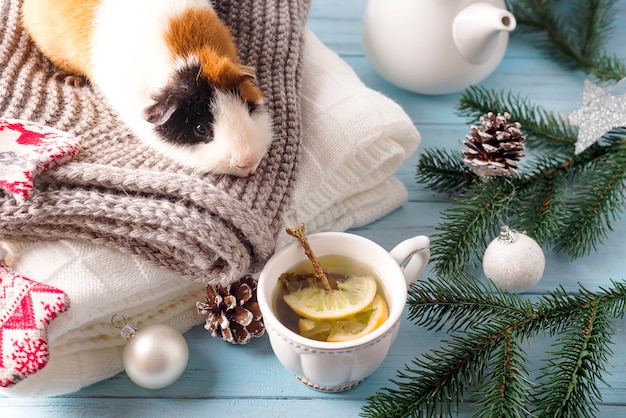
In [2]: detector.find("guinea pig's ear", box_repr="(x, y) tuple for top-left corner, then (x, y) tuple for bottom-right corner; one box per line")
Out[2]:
(237, 65), (263, 104)
(239, 65), (257, 80)
(142, 96), (181, 126)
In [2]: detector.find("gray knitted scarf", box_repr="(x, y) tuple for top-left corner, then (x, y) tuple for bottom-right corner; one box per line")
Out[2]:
(0, 0), (310, 286)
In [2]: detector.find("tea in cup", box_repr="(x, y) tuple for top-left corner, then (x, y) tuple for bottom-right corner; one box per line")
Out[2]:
(257, 232), (430, 392)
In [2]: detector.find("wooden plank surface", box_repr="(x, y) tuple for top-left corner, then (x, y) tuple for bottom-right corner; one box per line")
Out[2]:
(2, 0), (626, 416)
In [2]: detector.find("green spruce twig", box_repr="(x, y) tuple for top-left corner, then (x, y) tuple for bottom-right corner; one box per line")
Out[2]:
(555, 132), (626, 257)
(427, 178), (513, 278)
(505, 0), (626, 82)
(360, 277), (626, 418)
(414, 148), (475, 194)
(532, 298), (615, 417)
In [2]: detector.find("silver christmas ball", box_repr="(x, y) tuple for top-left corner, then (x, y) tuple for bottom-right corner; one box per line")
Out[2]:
(483, 226), (545, 293)
(122, 324), (189, 390)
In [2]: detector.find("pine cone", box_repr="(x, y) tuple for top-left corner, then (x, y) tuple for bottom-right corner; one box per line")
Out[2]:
(462, 112), (525, 177)
(196, 275), (264, 344)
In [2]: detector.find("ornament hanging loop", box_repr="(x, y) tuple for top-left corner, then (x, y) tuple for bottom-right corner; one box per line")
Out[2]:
(111, 314), (138, 340)
(497, 225), (517, 244)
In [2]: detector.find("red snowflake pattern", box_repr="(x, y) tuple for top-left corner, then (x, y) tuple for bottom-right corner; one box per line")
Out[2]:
(12, 336), (49, 377)
(0, 264), (70, 387)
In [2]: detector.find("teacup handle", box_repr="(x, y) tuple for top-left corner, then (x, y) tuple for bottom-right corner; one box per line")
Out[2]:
(389, 235), (430, 285)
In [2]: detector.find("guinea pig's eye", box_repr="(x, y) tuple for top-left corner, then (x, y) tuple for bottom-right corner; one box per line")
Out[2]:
(193, 123), (208, 137)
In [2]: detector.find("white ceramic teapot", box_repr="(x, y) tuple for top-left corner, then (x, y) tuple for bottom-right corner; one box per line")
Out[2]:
(362, 0), (516, 95)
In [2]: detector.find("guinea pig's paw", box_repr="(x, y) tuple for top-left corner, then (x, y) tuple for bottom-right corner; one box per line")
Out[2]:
(52, 71), (87, 87)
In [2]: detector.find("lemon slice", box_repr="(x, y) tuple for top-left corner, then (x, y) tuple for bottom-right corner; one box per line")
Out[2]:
(328, 294), (388, 342)
(298, 295), (388, 342)
(283, 275), (377, 320)
(298, 318), (333, 341)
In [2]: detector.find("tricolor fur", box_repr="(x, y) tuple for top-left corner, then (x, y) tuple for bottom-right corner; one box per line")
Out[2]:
(21, 0), (273, 176)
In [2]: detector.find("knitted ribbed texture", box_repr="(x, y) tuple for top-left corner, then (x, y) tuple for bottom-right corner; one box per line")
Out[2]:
(0, 0), (310, 285)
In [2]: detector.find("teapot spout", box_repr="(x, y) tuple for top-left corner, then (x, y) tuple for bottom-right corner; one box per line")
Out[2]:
(453, 2), (516, 65)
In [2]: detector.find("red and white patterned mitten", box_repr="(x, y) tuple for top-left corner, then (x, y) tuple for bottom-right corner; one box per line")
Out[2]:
(0, 118), (80, 204)
(0, 262), (70, 387)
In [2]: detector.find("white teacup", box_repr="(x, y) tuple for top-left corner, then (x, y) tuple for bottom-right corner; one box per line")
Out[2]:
(257, 232), (430, 392)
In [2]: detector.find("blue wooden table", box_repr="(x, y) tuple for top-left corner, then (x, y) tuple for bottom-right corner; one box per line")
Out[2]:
(3, 0), (626, 416)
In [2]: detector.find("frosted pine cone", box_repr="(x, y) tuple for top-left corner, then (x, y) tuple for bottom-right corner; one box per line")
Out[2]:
(196, 275), (264, 344)
(462, 112), (525, 177)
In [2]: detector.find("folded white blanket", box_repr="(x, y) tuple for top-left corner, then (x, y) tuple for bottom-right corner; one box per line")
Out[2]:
(277, 31), (419, 247)
(0, 30), (420, 397)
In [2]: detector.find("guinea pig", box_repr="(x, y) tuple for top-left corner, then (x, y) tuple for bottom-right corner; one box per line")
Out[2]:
(21, 0), (274, 176)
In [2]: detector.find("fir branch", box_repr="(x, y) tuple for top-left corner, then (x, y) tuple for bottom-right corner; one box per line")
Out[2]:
(503, 0), (552, 32)
(429, 179), (512, 278)
(361, 325), (516, 418)
(556, 136), (626, 257)
(472, 332), (531, 418)
(532, 281), (626, 334)
(361, 279), (626, 418)
(514, 154), (572, 245)
(457, 86), (577, 153)
(409, 279), (534, 414)
(415, 148), (476, 194)
(408, 275), (533, 333)
(505, 0), (626, 82)
(533, 300), (615, 417)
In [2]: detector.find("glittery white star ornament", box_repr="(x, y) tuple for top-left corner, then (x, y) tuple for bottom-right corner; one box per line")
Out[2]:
(566, 79), (626, 155)
(0, 119), (80, 204)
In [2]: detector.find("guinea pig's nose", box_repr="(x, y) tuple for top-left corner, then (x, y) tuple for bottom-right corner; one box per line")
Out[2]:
(231, 154), (261, 176)
(233, 155), (259, 171)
